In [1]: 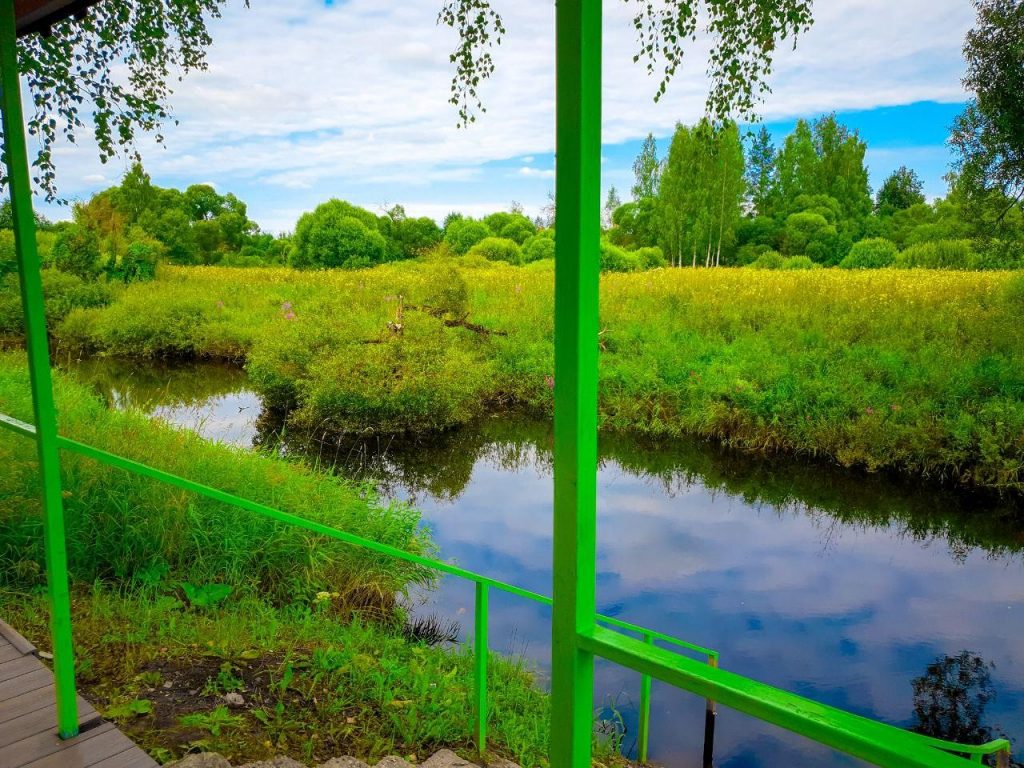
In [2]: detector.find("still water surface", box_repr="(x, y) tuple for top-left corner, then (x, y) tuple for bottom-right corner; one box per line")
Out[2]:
(65, 358), (1024, 768)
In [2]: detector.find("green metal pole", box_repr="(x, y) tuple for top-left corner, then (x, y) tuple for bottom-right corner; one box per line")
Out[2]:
(550, 0), (601, 765)
(638, 633), (653, 762)
(474, 581), (489, 755)
(0, 0), (79, 739)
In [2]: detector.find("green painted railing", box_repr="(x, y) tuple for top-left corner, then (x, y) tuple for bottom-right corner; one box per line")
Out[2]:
(0, 0), (1015, 765)
(0, 409), (719, 760)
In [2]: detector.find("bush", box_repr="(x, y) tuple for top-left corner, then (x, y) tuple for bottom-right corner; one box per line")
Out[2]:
(633, 246), (666, 269)
(290, 200), (388, 270)
(52, 225), (103, 280)
(749, 250), (785, 270)
(971, 241), (1024, 270)
(0, 270), (114, 334)
(468, 237), (522, 264)
(600, 241), (641, 272)
(735, 243), (770, 266)
(840, 238), (898, 269)
(894, 240), (976, 270)
(109, 240), (161, 282)
(781, 255), (818, 270)
(444, 219), (490, 255)
(521, 234), (555, 263)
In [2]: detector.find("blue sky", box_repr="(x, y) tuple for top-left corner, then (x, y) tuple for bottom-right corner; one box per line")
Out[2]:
(33, 0), (976, 232)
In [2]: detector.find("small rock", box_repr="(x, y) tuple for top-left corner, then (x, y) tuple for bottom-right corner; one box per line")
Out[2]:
(223, 691), (245, 707)
(167, 755), (232, 768)
(485, 759), (521, 768)
(238, 758), (305, 768)
(37, 651), (53, 660)
(318, 759), (371, 768)
(375, 758), (414, 768)
(163, 680), (174, 689)
(421, 751), (477, 768)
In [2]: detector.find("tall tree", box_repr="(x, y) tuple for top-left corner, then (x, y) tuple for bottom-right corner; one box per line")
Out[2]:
(950, 0), (1024, 231)
(632, 134), (661, 201)
(876, 166), (926, 214)
(745, 126), (777, 216)
(775, 119), (819, 210)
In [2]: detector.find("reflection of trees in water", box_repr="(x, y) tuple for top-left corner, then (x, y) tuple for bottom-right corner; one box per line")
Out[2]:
(67, 356), (1024, 562)
(911, 650), (1017, 765)
(62, 356), (249, 412)
(264, 411), (1024, 561)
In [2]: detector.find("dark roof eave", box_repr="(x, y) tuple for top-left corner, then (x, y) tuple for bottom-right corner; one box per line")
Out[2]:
(15, 0), (102, 37)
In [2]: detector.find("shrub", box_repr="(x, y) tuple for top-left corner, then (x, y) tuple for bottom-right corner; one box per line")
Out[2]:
(749, 250), (785, 269)
(109, 240), (161, 282)
(444, 219), (490, 255)
(633, 246), (666, 269)
(0, 270), (114, 334)
(468, 237), (522, 264)
(840, 238), (898, 269)
(781, 255), (817, 270)
(521, 234), (555, 263)
(600, 241), (641, 272)
(735, 243), (770, 266)
(783, 212), (834, 256)
(290, 200), (388, 270)
(971, 241), (1024, 270)
(894, 240), (976, 270)
(52, 225), (103, 280)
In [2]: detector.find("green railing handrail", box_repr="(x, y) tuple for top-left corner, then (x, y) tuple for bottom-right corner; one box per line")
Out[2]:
(0, 410), (715, 757)
(0, 411), (1012, 766)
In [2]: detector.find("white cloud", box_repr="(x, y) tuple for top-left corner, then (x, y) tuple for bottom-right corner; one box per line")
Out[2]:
(31, 0), (975, 230)
(518, 166), (555, 179)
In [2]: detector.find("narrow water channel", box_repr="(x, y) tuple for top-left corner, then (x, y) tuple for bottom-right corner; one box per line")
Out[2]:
(64, 358), (1024, 768)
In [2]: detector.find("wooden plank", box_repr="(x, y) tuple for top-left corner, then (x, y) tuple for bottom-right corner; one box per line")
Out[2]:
(0, 618), (35, 655)
(0, 699), (97, 748)
(0, 656), (44, 683)
(0, 687), (56, 725)
(21, 727), (156, 768)
(0, 643), (27, 664)
(8, 720), (116, 766)
(0, 668), (53, 700)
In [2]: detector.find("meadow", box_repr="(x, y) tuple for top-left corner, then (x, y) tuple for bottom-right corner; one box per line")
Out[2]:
(43, 261), (1024, 492)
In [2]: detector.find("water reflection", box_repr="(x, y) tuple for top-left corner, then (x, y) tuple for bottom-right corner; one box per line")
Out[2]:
(63, 358), (1024, 767)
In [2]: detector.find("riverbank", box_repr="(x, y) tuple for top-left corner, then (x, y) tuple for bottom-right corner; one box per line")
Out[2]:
(40, 262), (1024, 491)
(0, 353), (578, 765)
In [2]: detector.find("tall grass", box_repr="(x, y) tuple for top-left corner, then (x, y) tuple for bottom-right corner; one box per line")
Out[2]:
(0, 352), (433, 606)
(46, 262), (1024, 490)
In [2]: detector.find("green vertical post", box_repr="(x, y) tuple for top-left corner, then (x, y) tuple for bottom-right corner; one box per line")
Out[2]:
(0, 0), (79, 739)
(474, 581), (489, 755)
(550, 0), (602, 765)
(638, 633), (653, 762)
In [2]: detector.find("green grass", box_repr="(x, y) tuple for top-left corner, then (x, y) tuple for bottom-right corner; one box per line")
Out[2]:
(0, 351), (432, 607)
(40, 261), (1024, 490)
(0, 587), (578, 767)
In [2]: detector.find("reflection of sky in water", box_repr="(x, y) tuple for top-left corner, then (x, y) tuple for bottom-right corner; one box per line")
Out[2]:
(399, 449), (1024, 767)
(70, 363), (1024, 768)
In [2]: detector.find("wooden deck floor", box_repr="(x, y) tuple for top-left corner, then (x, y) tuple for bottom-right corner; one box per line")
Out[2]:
(0, 618), (156, 768)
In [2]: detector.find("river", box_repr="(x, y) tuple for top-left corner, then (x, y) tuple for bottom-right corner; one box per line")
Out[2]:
(63, 357), (1024, 768)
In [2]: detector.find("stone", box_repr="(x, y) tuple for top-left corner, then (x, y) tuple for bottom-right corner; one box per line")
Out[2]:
(167, 755), (232, 768)
(223, 691), (245, 707)
(485, 759), (521, 768)
(317, 759), (372, 768)
(420, 750), (478, 768)
(374, 758), (413, 768)
(238, 759), (305, 768)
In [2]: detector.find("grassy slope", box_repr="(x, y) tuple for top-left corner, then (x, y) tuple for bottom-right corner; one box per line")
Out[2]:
(0, 355), (579, 765)
(50, 261), (1024, 490)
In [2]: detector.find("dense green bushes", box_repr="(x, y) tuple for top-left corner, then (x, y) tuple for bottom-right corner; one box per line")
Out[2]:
(41, 263), (1024, 491)
(468, 236), (522, 264)
(840, 238), (899, 269)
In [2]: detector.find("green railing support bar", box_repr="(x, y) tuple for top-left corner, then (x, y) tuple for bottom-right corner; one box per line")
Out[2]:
(580, 625), (984, 768)
(0, 0), (79, 740)
(638, 633), (653, 763)
(474, 581), (489, 756)
(550, 0), (602, 764)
